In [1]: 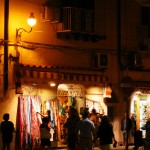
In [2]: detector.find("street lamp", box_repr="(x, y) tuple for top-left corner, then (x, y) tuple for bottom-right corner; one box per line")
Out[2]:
(16, 13), (36, 40)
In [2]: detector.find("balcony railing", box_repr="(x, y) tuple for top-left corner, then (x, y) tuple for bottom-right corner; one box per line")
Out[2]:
(57, 7), (105, 35)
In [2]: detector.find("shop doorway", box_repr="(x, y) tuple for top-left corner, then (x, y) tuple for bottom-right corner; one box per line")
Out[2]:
(86, 86), (107, 115)
(57, 83), (85, 143)
(131, 92), (150, 138)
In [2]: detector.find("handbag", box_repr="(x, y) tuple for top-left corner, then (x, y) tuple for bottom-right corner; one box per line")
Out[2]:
(113, 140), (117, 147)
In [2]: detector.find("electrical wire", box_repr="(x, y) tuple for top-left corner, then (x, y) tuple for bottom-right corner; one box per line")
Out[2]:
(0, 39), (117, 55)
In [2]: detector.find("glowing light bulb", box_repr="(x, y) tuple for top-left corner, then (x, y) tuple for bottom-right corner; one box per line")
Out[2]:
(27, 13), (36, 27)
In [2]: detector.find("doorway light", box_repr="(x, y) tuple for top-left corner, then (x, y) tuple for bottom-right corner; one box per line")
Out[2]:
(49, 81), (56, 87)
(32, 81), (37, 86)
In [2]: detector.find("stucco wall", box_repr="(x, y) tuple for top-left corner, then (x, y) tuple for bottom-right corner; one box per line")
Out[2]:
(0, 0), (150, 144)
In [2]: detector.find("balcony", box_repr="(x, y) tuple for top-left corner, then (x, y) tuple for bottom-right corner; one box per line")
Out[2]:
(55, 7), (106, 42)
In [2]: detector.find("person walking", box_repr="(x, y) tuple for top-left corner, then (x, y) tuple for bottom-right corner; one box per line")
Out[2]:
(97, 115), (115, 150)
(131, 113), (136, 137)
(1, 113), (14, 150)
(144, 118), (150, 150)
(121, 112), (133, 146)
(64, 106), (80, 150)
(76, 107), (96, 150)
(89, 108), (99, 127)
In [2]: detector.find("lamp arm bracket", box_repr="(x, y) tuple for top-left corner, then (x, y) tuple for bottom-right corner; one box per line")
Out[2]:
(16, 27), (33, 38)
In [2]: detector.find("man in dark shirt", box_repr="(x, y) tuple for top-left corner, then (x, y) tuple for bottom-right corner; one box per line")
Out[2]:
(1, 113), (14, 150)
(76, 107), (96, 150)
(97, 115), (115, 150)
(121, 113), (133, 146)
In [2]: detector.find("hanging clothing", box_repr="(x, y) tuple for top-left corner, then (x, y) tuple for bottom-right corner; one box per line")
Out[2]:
(15, 95), (42, 150)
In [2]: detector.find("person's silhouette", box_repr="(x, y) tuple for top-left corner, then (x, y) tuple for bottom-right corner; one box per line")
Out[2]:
(1, 113), (14, 150)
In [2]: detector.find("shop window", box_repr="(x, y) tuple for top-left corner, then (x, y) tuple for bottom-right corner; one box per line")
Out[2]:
(58, 73), (63, 80)
(88, 75), (92, 81)
(92, 52), (108, 69)
(141, 6), (150, 26)
(82, 75), (85, 81)
(64, 74), (69, 80)
(69, 74), (74, 81)
(61, 0), (95, 9)
(141, 6), (150, 38)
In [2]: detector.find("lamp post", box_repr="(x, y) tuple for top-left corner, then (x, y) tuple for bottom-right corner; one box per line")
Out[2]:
(14, 13), (36, 94)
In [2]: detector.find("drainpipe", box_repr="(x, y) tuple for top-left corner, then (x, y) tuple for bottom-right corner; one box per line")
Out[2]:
(117, 0), (129, 149)
(4, 0), (9, 94)
(117, 0), (121, 69)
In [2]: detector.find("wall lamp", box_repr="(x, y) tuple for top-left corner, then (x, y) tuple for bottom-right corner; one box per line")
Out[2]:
(16, 13), (36, 40)
(49, 81), (56, 87)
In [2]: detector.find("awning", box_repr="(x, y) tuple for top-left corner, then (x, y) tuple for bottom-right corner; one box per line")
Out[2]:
(133, 81), (150, 88)
(133, 81), (150, 94)
(120, 77), (150, 95)
(15, 63), (109, 84)
(134, 87), (150, 94)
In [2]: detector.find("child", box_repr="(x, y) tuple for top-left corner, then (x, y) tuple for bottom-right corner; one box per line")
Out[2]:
(40, 117), (51, 149)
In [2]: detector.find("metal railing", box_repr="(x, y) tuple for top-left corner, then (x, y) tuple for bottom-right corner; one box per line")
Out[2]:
(57, 7), (105, 34)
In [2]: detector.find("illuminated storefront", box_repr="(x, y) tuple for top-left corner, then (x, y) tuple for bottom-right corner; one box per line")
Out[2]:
(86, 85), (112, 115)
(14, 64), (113, 148)
(130, 87), (150, 138)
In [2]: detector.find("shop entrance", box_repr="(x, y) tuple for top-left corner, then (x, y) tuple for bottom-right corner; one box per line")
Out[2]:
(86, 86), (109, 115)
(130, 91), (150, 138)
(57, 83), (85, 143)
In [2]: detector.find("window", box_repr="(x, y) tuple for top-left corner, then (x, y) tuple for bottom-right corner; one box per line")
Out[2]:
(141, 6), (150, 38)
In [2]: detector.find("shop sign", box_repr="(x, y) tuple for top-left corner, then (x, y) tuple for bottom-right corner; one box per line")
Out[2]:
(57, 84), (85, 97)
(68, 89), (84, 97)
(57, 89), (84, 97)
(120, 82), (133, 88)
(120, 76), (134, 95)
(57, 90), (68, 96)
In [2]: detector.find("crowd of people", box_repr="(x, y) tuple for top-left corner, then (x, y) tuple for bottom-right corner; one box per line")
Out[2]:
(59, 108), (144, 150)
(1, 108), (150, 150)
(63, 107), (116, 150)
(0, 108), (115, 150)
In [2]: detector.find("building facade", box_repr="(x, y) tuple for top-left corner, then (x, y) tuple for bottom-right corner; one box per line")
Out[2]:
(0, 0), (150, 148)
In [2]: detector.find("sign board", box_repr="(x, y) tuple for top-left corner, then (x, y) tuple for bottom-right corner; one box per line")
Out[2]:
(120, 76), (134, 95)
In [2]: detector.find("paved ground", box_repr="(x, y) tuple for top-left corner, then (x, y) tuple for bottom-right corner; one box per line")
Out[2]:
(50, 147), (135, 150)
(93, 146), (135, 150)
(50, 145), (136, 150)
(54, 140), (138, 150)
(40, 142), (148, 150)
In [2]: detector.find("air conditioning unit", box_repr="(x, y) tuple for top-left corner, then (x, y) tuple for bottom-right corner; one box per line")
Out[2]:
(92, 52), (108, 68)
(41, 6), (60, 22)
(128, 53), (143, 67)
(136, 0), (150, 5)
